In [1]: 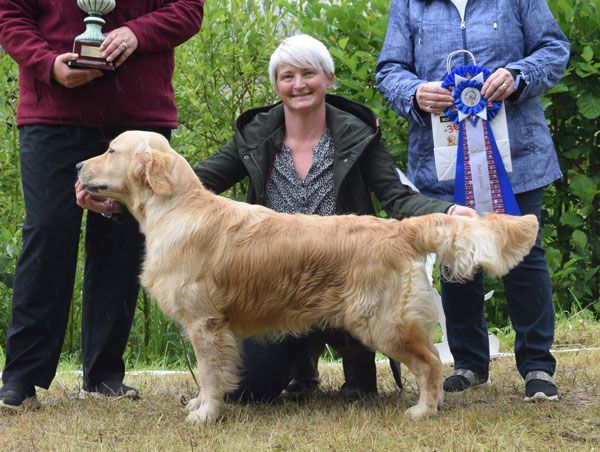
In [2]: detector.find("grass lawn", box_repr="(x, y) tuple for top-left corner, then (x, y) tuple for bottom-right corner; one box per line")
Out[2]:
(1, 312), (599, 451)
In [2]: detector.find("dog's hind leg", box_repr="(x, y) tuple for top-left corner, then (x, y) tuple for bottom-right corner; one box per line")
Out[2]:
(185, 317), (240, 425)
(396, 330), (442, 418)
(374, 325), (442, 419)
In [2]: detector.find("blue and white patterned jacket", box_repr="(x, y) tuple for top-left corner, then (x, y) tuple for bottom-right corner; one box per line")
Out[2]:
(376, 0), (570, 200)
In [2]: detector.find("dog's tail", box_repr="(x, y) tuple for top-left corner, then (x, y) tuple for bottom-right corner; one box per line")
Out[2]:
(405, 213), (538, 281)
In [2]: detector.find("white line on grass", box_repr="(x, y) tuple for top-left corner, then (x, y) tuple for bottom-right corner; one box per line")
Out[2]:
(1, 347), (599, 378)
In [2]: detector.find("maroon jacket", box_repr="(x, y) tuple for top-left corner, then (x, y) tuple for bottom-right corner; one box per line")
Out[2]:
(0, 0), (204, 128)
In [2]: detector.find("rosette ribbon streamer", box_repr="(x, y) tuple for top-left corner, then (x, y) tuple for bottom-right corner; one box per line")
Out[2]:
(442, 62), (520, 216)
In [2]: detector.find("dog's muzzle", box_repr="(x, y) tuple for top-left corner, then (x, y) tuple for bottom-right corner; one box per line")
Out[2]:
(76, 161), (107, 192)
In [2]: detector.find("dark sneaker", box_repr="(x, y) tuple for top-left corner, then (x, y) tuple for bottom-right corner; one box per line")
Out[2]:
(443, 369), (490, 392)
(524, 371), (558, 401)
(285, 378), (319, 395)
(0, 382), (40, 412)
(80, 380), (140, 400)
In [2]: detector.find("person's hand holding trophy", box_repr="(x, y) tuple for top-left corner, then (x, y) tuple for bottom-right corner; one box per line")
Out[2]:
(53, 0), (138, 88)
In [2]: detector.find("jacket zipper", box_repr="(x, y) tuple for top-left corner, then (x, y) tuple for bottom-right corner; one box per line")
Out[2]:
(456, 3), (499, 62)
(250, 153), (265, 203)
(451, 2), (468, 62)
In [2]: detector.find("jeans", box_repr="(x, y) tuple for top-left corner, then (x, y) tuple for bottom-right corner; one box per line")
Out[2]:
(441, 188), (556, 378)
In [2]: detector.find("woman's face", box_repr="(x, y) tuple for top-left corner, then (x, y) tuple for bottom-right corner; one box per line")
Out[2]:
(275, 64), (334, 114)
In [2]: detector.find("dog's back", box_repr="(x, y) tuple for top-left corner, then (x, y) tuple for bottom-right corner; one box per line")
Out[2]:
(143, 200), (421, 336)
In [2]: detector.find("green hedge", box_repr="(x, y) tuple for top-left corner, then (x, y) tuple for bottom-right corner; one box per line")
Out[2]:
(0, 0), (598, 364)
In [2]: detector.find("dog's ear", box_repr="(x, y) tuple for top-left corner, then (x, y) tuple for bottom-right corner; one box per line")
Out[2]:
(133, 148), (174, 196)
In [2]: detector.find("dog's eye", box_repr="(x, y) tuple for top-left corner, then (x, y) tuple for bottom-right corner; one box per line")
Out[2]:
(108, 148), (115, 154)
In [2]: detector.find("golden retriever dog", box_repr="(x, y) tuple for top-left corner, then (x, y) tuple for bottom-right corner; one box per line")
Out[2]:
(77, 130), (538, 424)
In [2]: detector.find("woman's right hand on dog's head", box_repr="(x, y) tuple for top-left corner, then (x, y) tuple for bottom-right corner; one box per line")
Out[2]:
(75, 180), (120, 217)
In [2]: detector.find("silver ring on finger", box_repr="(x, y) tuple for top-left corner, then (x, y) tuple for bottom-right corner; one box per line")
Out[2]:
(501, 82), (508, 90)
(427, 101), (432, 109)
(120, 41), (128, 50)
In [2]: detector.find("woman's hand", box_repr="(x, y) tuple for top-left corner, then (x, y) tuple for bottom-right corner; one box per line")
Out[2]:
(75, 180), (121, 217)
(448, 205), (479, 219)
(482, 68), (516, 102)
(416, 82), (454, 114)
(100, 26), (139, 68)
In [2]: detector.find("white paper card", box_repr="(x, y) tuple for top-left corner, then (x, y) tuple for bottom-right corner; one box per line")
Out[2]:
(430, 82), (512, 182)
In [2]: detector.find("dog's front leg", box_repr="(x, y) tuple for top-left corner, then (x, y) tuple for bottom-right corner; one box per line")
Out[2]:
(185, 317), (240, 425)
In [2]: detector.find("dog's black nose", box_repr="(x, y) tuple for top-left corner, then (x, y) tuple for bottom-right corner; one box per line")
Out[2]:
(76, 162), (84, 172)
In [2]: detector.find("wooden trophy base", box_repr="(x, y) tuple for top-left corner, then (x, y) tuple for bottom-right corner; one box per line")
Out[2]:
(68, 41), (115, 71)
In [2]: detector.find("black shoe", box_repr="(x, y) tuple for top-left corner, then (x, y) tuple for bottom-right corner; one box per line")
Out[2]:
(443, 369), (490, 392)
(339, 382), (377, 401)
(524, 371), (559, 401)
(80, 380), (140, 400)
(0, 382), (40, 412)
(285, 378), (319, 395)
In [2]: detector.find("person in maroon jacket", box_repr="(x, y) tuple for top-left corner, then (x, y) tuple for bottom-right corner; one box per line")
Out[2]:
(0, 0), (204, 411)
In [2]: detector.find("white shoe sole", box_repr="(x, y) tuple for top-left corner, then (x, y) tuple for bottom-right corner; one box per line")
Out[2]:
(524, 392), (559, 402)
(477, 377), (492, 388)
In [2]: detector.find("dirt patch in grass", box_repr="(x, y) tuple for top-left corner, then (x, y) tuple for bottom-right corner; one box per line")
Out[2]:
(1, 350), (599, 451)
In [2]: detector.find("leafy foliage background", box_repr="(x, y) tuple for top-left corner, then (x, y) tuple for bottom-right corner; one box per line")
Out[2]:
(0, 0), (598, 365)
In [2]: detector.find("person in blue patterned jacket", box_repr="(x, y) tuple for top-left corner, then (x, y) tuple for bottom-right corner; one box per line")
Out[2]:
(376, 0), (569, 400)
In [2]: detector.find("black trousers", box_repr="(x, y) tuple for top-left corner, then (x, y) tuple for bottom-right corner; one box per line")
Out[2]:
(229, 329), (379, 402)
(2, 125), (169, 389)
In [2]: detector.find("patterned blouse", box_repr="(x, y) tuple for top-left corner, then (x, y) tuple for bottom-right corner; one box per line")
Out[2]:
(265, 129), (335, 216)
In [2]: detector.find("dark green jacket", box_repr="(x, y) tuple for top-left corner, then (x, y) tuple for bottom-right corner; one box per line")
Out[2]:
(194, 94), (452, 219)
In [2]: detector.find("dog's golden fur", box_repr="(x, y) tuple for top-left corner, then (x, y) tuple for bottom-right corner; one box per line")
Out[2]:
(78, 131), (539, 424)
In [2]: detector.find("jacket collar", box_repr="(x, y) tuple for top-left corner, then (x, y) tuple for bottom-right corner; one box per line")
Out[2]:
(235, 94), (381, 199)
(234, 94), (379, 154)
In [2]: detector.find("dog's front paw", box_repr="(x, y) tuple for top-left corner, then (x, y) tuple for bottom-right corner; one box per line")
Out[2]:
(186, 396), (202, 412)
(404, 404), (437, 419)
(186, 401), (222, 425)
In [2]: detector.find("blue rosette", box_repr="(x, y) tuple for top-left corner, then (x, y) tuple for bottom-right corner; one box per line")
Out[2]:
(441, 64), (501, 125)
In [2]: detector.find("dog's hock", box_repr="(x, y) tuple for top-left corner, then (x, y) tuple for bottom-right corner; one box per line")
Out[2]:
(134, 148), (174, 196)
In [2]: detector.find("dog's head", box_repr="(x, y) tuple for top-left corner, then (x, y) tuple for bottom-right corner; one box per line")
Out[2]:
(77, 130), (182, 209)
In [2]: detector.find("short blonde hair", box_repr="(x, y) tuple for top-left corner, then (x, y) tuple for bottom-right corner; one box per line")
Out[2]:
(268, 34), (335, 88)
